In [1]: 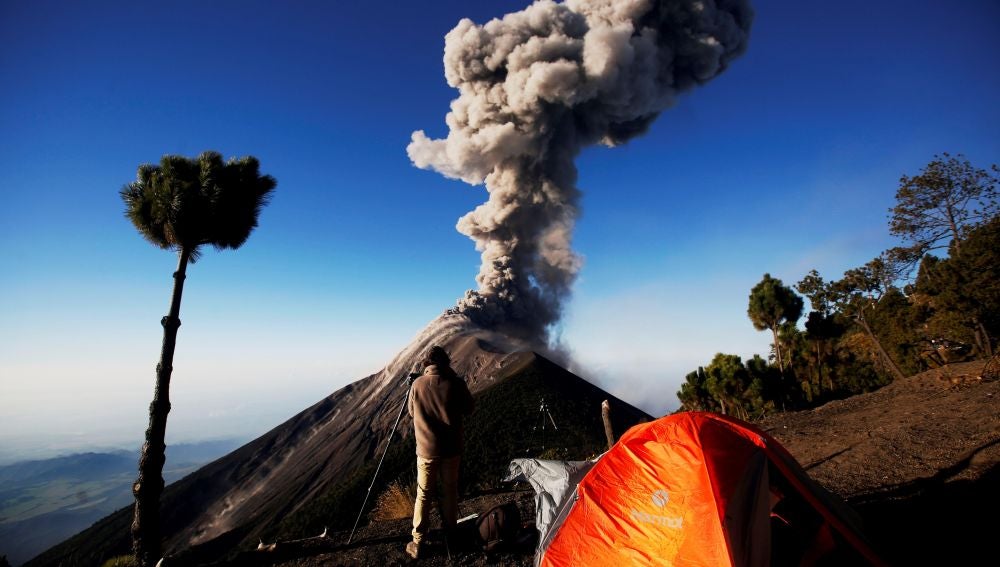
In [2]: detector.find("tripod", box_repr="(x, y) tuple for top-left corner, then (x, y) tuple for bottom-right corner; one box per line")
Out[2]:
(347, 372), (417, 544)
(534, 398), (558, 451)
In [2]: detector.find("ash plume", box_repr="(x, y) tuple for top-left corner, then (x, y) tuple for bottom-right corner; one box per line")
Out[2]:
(409, 0), (753, 345)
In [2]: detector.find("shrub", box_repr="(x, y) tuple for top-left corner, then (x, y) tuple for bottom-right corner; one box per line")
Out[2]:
(370, 480), (416, 520)
(99, 556), (137, 567)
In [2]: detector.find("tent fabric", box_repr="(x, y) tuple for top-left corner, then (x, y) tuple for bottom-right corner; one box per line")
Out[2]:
(503, 458), (598, 542)
(536, 412), (886, 567)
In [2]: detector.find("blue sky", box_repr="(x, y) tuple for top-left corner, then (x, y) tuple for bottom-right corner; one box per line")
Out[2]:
(1, 0), (998, 462)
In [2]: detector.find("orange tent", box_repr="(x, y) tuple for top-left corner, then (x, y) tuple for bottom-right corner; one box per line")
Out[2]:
(537, 412), (886, 567)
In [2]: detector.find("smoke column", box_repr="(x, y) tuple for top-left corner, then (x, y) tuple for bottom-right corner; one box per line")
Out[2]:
(409, 0), (752, 345)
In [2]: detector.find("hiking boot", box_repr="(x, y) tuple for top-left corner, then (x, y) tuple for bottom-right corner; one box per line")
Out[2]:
(405, 541), (422, 559)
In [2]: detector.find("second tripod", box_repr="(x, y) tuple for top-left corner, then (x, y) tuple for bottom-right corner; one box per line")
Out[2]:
(532, 398), (558, 451)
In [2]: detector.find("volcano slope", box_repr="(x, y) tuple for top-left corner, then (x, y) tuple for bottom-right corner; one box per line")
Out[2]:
(26, 319), (651, 567)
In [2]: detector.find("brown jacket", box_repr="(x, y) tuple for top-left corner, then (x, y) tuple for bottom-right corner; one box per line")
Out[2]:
(407, 364), (474, 459)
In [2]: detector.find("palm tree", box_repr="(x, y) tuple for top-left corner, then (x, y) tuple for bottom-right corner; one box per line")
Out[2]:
(120, 151), (276, 567)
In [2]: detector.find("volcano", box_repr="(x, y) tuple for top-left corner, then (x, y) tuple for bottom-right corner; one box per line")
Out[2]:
(28, 315), (651, 566)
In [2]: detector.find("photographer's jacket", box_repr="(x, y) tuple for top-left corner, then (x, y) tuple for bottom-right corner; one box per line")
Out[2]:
(407, 364), (475, 459)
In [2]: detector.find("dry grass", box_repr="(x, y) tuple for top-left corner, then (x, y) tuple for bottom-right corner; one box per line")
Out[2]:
(99, 556), (137, 567)
(370, 480), (416, 520)
(982, 353), (999, 381)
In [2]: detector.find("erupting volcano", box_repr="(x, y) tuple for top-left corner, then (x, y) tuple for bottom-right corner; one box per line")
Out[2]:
(410, 0), (752, 346)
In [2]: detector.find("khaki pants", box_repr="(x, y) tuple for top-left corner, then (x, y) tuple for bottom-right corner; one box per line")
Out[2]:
(411, 455), (460, 545)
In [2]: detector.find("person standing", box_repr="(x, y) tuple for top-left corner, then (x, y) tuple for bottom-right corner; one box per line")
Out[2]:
(406, 345), (474, 559)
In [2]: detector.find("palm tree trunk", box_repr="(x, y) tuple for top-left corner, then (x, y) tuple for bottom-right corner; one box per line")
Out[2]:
(132, 248), (190, 567)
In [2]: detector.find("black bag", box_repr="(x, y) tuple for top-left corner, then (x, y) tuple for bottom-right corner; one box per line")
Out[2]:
(477, 501), (521, 552)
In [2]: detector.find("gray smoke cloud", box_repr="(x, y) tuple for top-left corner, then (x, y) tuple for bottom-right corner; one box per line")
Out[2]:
(409, 0), (753, 345)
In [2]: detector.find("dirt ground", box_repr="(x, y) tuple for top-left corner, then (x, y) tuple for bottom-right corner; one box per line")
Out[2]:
(758, 359), (999, 566)
(229, 360), (998, 566)
(208, 490), (539, 567)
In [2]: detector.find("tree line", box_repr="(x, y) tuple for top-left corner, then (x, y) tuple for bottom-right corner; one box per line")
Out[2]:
(678, 153), (999, 420)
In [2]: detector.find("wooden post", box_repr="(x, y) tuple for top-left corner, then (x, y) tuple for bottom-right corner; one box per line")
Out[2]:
(601, 400), (615, 450)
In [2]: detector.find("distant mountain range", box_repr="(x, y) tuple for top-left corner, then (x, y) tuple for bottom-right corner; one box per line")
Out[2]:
(0, 440), (244, 566)
(26, 318), (652, 566)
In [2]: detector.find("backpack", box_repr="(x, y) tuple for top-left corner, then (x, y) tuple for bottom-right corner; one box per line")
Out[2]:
(477, 501), (522, 552)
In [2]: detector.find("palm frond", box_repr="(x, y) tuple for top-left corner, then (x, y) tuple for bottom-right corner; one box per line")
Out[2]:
(121, 169), (171, 249)
(208, 155), (277, 251)
(120, 151), (276, 260)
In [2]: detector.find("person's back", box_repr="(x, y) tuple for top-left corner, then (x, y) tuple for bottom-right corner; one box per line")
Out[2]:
(409, 363), (474, 459)
(406, 346), (474, 559)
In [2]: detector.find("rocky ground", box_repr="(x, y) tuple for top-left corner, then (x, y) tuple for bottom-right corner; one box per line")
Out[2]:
(209, 359), (998, 566)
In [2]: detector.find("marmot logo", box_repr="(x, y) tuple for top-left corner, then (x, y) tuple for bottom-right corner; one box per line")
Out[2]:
(630, 509), (684, 529)
(652, 489), (669, 508)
